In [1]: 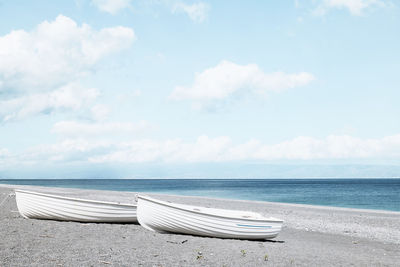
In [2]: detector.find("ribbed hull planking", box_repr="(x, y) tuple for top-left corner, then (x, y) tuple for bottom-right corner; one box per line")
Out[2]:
(15, 190), (137, 223)
(137, 195), (283, 240)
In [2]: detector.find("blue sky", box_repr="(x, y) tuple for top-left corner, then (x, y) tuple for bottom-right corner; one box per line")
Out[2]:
(0, 0), (399, 178)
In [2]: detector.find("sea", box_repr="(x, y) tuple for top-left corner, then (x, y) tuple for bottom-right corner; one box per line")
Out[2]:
(1, 178), (399, 212)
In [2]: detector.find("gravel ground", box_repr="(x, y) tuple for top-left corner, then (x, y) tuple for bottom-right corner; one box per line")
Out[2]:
(0, 184), (399, 266)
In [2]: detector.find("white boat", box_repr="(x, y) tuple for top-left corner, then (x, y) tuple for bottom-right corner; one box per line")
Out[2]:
(137, 195), (283, 240)
(15, 189), (137, 223)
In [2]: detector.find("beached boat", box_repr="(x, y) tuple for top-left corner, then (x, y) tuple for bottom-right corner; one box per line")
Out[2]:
(15, 189), (137, 223)
(137, 195), (283, 240)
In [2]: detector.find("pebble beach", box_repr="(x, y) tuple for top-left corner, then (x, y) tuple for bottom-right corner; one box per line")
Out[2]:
(1, 184), (399, 266)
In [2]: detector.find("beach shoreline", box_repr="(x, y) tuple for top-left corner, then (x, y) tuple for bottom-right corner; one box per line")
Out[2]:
(2, 182), (399, 214)
(1, 184), (399, 266)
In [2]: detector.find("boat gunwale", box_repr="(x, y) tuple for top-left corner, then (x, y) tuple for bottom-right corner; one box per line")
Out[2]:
(15, 189), (137, 208)
(138, 195), (284, 223)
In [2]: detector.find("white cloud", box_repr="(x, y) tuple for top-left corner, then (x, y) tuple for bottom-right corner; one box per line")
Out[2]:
(0, 15), (135, 93)
(0, 83), (99, 122)
(169, 60), (314, 105)
(51, 120), (151, 137)
(91, 0), (132, 14)
(313, 0), (385, 16)
(172, 2), (210, 22)
(0, 15), (135, 122)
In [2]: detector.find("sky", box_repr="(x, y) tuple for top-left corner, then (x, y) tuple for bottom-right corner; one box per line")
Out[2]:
(0, 0), (400, 179)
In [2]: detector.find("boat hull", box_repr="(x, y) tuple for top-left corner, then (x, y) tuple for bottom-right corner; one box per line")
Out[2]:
(15, 190), (137, 223)
(137, 195), (283, 240)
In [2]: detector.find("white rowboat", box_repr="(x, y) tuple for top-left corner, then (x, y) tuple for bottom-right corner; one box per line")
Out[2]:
(137, 195), (283, 240)
(15, 189), (137, 223)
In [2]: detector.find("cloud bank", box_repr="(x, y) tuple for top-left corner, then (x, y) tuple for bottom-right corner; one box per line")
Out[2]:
(2, 133), (400, 166)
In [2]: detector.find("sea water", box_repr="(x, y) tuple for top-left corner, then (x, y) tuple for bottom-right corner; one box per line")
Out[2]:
(1, 178), (399, 212)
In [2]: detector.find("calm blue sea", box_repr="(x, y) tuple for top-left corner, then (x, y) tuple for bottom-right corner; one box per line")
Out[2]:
(1, 178), (399, 212)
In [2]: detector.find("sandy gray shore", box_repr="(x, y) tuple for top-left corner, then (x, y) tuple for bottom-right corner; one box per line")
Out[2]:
(0, 184), (399, 266)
